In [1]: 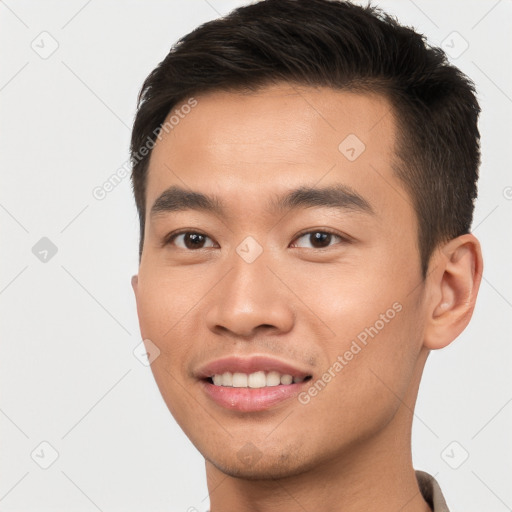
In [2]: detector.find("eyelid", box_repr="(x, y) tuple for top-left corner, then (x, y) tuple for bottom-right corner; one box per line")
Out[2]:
(161, 229), (218, 248)
(290, 227), (353, 248)
(293, 225), (353, 240)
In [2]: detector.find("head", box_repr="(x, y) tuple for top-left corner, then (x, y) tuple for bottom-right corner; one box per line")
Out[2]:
(130, 0), (482, 480)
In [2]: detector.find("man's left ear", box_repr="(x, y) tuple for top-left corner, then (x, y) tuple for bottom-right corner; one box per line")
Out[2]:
(131, 274), (139, 295)
(423, 233), (483, 350)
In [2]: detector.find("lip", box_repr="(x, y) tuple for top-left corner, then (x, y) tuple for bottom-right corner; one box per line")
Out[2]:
(196, 355), (313, 412)
(200, 380), (310, 412)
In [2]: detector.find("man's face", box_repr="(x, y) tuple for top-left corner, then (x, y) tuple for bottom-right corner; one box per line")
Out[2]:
(132, 83), (429, 478)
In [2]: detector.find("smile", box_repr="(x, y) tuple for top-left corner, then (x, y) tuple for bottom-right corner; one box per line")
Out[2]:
(209, 371), (311, 388)
(197, 355), (314, 411)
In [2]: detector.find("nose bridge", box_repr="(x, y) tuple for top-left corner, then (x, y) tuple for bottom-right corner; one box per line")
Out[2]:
(205, 239), (294, 337)
(228, 244), (271, 303)
(226, 233), (273, 299)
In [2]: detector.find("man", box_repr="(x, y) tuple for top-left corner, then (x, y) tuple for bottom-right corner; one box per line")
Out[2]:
(130, 0), (483, 510)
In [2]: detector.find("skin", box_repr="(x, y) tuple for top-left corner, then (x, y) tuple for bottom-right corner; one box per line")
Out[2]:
(131, 83), (483, 512)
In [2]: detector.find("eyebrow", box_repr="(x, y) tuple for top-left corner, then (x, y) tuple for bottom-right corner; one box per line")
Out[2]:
(150, 184), (374, 219)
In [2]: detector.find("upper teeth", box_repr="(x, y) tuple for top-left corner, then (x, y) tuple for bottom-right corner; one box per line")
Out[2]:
(211, 371), (306, 388)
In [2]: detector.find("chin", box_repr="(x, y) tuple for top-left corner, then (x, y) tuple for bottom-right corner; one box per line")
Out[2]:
(208, 460), (309, 481)
(205, 444), (318, 481)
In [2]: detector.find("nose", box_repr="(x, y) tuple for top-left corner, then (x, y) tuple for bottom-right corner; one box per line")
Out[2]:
(205, 252), (295, 339)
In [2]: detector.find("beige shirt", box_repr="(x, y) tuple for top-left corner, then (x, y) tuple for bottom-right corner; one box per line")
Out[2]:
(416, 470), (450, 512)
(205, 470), (449, 512)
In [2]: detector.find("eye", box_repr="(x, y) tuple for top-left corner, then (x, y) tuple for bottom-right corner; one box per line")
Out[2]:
(165, 231), (217, 250)
(164, 229), (349, 251)
(290, 229), (347, 249)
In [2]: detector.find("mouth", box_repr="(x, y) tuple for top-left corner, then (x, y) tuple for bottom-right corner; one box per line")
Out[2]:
(205, 371), (312, 388)
(196, 355), (314, 411)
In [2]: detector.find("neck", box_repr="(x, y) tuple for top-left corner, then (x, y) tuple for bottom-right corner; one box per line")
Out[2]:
(205, 351), (432, 512)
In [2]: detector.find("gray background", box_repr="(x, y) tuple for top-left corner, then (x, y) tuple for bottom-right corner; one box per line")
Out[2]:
(1, 0), (511, 510)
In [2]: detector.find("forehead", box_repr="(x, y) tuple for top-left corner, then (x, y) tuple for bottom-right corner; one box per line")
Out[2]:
(145, 83), (409, 222)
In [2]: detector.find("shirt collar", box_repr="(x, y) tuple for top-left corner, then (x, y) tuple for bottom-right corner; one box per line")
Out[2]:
(416, 470), (450, 511)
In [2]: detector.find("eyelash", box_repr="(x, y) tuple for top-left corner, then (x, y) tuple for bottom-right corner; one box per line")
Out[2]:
(162, 228), (351, 250)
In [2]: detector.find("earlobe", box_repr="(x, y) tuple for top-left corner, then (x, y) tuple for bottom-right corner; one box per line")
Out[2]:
(423, 234), (483, 350)
(131, 274), (139, 294)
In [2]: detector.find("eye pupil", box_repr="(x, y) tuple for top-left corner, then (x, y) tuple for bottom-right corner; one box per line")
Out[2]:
(310, 232), (331, 248)
(185, 233), (205, 249)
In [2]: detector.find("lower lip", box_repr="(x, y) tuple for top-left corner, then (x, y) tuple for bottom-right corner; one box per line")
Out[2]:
(201, 380), (309, 412)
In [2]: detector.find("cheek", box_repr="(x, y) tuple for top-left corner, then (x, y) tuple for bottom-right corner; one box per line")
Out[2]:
(134, 277), (200, 428)
(294, 259), (400, 337)
(301, 256), (425, 407)
(296, 301), (424, 451)
(134, 272), (198, 363)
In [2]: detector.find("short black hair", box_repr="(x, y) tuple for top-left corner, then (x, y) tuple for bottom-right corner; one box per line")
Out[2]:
(130, 0), (481, 276)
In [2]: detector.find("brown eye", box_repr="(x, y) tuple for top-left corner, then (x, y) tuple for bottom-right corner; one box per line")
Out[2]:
(291, 230), (345, 249)
(168, 232), (216, 250)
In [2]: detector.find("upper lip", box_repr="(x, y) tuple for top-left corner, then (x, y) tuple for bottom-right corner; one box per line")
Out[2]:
(196, 355), (313, 379)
